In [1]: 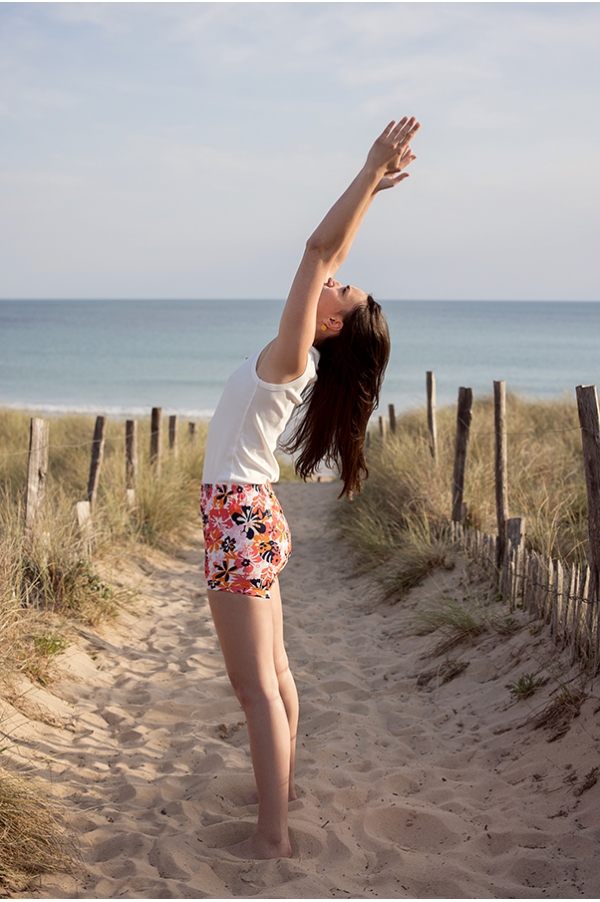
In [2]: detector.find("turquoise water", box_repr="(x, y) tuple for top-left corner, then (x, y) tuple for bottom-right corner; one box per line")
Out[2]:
(0, 300), (598, 419)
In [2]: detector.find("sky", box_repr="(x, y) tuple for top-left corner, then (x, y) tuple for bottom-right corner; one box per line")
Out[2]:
(1, 1), (599, 301)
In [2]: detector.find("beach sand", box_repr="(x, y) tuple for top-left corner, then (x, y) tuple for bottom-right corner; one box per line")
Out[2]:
(3, 481), (600, 898)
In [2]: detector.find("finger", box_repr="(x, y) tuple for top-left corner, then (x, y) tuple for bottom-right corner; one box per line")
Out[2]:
(393, 119), (420, 148)
(392, 116), (409, 135)
(379, 120), (396, 140)
(391, 116), (415, 141)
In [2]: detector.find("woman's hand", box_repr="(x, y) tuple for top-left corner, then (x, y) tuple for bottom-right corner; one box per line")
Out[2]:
(365, 117), (420, 176)
(373, 144), (417, 193)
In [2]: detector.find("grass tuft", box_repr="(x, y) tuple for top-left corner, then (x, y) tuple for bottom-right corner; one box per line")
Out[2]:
(506, 672), (549, 700)
(531, 686), (585, 742)
(0, 766), (74, 894)
(416, 597), (487, 657)
(416, 658), (470, 687)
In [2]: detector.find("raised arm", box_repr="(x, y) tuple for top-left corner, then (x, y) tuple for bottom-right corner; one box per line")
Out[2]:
(258, 118), (420, 384)
(328, 142), (417, 276)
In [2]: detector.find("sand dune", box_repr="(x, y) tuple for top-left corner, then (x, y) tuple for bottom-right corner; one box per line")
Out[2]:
(3, 481), (600, 898)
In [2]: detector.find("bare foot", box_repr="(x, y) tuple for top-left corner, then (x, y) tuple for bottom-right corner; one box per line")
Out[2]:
(243, 787), (298, 806)
(225, 834), (292, 860)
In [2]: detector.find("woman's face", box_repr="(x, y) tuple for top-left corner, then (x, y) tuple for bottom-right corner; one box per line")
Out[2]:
(317, 277), (368, 326)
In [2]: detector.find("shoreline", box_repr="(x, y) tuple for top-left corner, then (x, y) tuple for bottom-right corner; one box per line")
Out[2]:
(2, 299), (598, 425)
(0, 402), (214, 421)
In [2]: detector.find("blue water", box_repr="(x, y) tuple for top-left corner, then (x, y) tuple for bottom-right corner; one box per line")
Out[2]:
(0, 300), (598, 419)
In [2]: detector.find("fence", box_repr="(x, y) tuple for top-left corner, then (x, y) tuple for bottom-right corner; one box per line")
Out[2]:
(379, 375), (600, 671)
(12, 409), (201, 545)
(6, 380), (600, 669)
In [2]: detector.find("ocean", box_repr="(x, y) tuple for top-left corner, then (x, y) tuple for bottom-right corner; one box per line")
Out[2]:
(0, 300), (598, 420)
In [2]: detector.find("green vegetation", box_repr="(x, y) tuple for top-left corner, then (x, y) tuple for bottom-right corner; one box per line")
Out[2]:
(506, 672), (549, 700)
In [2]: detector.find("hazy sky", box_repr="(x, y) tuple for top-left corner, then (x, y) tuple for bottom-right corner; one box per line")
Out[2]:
(1, 2), (599, 301)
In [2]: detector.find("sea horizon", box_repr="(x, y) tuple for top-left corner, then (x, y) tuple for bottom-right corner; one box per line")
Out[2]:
(1, 299), (599, 421)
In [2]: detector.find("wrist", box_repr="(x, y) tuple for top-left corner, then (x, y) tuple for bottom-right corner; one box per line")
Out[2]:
(362, 160), (386, 182)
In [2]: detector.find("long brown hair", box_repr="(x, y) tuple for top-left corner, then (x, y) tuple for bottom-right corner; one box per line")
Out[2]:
(282, 295), (391, 497)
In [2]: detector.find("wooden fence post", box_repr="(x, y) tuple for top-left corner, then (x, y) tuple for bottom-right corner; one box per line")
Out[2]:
(151, 407), (162, 477)
(379, 416), (387, 440)
(576, 385), (600, 610)
(188, 422), (197, 441)
(388, 404), (397, 435)
(451, 387), (473, 523)
(125, 419), (138, 508)
(426, 371), (438, 461)
(76, 500), (93, 555)
(24, 417), (49, 536)
(494, 380), (509, 567)
(169, 414), (178, 458)
(87, 415), (107, 510)
(503, 517), (526, 607)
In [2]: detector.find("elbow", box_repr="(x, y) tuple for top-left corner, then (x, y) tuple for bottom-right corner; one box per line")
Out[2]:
(305, 234), (335, 261)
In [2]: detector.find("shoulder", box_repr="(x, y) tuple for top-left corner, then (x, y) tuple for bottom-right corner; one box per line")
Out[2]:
(255, 345), (319, 388)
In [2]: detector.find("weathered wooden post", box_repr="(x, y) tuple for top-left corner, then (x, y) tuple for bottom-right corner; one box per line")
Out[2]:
(451, 387), (473, 523)
(552, 559), (565, 642)
(388, 404), (396, 435)
(76, 500), (93, 555)
(503, 516), (526, 608)
(150, 407), (162, 477)
(24, 417), (49, 537)
(379, 416), (387, 441)
(576, 385), (600, 614)
(188, 421), (197, 441)
(87, 415), (107, 510)
(125, 419), (138, 508)
(168, 414), (178, 458)
(426, 371), (438, 461)
(494, 380), (509, 567)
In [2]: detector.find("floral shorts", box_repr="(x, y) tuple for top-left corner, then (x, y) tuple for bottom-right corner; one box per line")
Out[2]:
(200, 483), (291, 599)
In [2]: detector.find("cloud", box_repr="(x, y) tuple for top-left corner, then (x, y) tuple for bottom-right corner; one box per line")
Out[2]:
(0, 2), (598, 299)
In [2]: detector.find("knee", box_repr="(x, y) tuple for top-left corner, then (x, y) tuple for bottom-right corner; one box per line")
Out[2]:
(230, 675), (279, 711)
(275, 659), (292, 688)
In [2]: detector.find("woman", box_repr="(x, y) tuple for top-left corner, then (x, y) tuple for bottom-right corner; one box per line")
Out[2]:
(201, 117), (420, 860)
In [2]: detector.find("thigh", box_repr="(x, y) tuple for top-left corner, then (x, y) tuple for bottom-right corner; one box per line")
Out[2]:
(208, 589), (278, 694)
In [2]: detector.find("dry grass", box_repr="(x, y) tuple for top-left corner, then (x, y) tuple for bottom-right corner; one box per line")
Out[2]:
(0, 408), (210, 885)
(339, 393), (588, 605)
(416, 597), (488, 657)
(0, 766), (74, 895)
(531, 685), (586, 742)
(0, 409), (210, 691)
(416, 658), (470, 687)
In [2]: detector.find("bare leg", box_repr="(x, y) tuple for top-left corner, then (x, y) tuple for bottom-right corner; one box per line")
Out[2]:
(244, 579), (298, 803)
(208, 588), (293, 859)
(267, 579), (298, 800)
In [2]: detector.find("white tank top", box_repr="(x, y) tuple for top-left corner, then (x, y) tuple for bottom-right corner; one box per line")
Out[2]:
(202, 346), (320, 484)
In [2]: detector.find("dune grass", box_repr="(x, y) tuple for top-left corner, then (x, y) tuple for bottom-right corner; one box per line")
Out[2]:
(0, 767), (74, 894)
(0, 408), (211, 890)
(1, 409), (211, 677)
(339, 393), (588, 603)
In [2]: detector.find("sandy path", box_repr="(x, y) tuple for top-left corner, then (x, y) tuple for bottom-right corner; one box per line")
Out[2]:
(4, 481), (600, 898)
